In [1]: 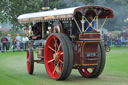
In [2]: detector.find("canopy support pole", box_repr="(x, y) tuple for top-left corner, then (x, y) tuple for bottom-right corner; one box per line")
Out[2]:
(100, 16), (108, 34)
(96, 16), (98, 31)
(73, 17), (82, 33)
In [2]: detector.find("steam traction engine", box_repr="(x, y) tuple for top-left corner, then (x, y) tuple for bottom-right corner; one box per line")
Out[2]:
(18, 5), (114, 80)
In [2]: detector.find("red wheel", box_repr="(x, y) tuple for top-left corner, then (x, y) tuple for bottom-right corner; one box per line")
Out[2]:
(78, 68), (95, 77)
(27, 48), (34, 74)
(44, 33), (73, 80)
(78, 42), (106, 78)
(61, 33), (73, 79)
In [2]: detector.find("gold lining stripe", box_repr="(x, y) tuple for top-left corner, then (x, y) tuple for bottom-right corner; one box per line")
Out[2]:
(73, 41), (83, 43)
(79, 32), (100, 34)
(73, 41), (100, 43)
(82, 41), (100, 43)
(73, 64), (98, 66)
(79, 38), (100, 40)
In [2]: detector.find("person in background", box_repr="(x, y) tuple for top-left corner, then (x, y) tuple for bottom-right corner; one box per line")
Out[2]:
(12, 37), (17, 52)
(0, 40), (1, 52)
(0, 34), (1, 52)
(1, 35), (8, 52)
(16, 33), (22, 51)
(6, 34), (11, 51)
(121, 36), (126, 47)
(22, 35), (29, 50)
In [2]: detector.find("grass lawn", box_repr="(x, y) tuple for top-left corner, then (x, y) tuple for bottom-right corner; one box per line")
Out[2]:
(0, 46), (128, 85)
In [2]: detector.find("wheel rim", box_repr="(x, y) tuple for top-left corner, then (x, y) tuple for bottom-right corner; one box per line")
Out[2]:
(79, 68), (95, 76)
(27, 50), (30, 72)
(45, 35), (64, 79)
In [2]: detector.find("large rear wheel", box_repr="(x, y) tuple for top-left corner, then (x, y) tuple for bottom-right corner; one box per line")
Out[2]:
(78, 42), (106, 78)
(27, 48), (34, 74)
(44, 33), (73, 80)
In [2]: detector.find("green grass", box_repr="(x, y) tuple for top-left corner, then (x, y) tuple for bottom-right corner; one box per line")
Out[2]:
(0, 47), (128, 85)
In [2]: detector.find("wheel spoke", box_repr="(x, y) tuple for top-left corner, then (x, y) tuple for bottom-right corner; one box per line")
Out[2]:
(48, 46), (56, 52)
(60, 52), (63, 55)
(45, 34), (73, 80)
(54, 38), (59, 51)
(85, 68), (94, 75)
(58, 63), (63, 73)
(52, 64), (58, 74)
(59, 59), (64, 64)
(86, 69), (91, 74)
(57, 43), (62, 51)
(48, 59), (55, 63)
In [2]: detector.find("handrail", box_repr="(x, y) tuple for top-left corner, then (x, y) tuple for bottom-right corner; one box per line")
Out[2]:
(100, 16), (108, 34)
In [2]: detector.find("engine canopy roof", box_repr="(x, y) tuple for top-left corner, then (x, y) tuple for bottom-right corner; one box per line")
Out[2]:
(18, 5), (114, 23)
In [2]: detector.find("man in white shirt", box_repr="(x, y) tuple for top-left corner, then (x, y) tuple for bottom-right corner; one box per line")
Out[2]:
(22, 35), (29, 50)
(16, 33), (22, 50)
(6, 34), (11, 51)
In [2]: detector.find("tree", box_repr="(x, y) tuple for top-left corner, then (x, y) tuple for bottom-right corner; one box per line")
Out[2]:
(0, 0), (43, 31)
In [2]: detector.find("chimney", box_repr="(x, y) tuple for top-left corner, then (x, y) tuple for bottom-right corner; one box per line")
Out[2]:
(42, 0), (50, 11)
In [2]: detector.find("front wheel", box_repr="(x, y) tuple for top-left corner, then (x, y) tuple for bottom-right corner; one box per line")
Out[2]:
(78, 42), (106, 78)
(27, 48), (34, 74)
(44, 33), (73, 80)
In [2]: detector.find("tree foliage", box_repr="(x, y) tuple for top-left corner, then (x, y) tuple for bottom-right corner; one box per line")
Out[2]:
(0, 0), (43, 30)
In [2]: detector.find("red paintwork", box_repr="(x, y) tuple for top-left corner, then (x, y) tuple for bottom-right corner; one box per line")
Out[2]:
(73, 41), (99, 66)
(73, 41), (82, 65)
(78, 68), (95, 76)
(74, 5), (114, 18)
(79, 33), (100, 40)
(27, 50), (30, 73)
(44, 35), (64, 79)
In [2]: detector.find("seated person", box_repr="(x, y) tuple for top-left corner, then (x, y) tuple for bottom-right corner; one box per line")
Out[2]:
(84, 15), (96, 32)
(72, 15), (96, 34)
